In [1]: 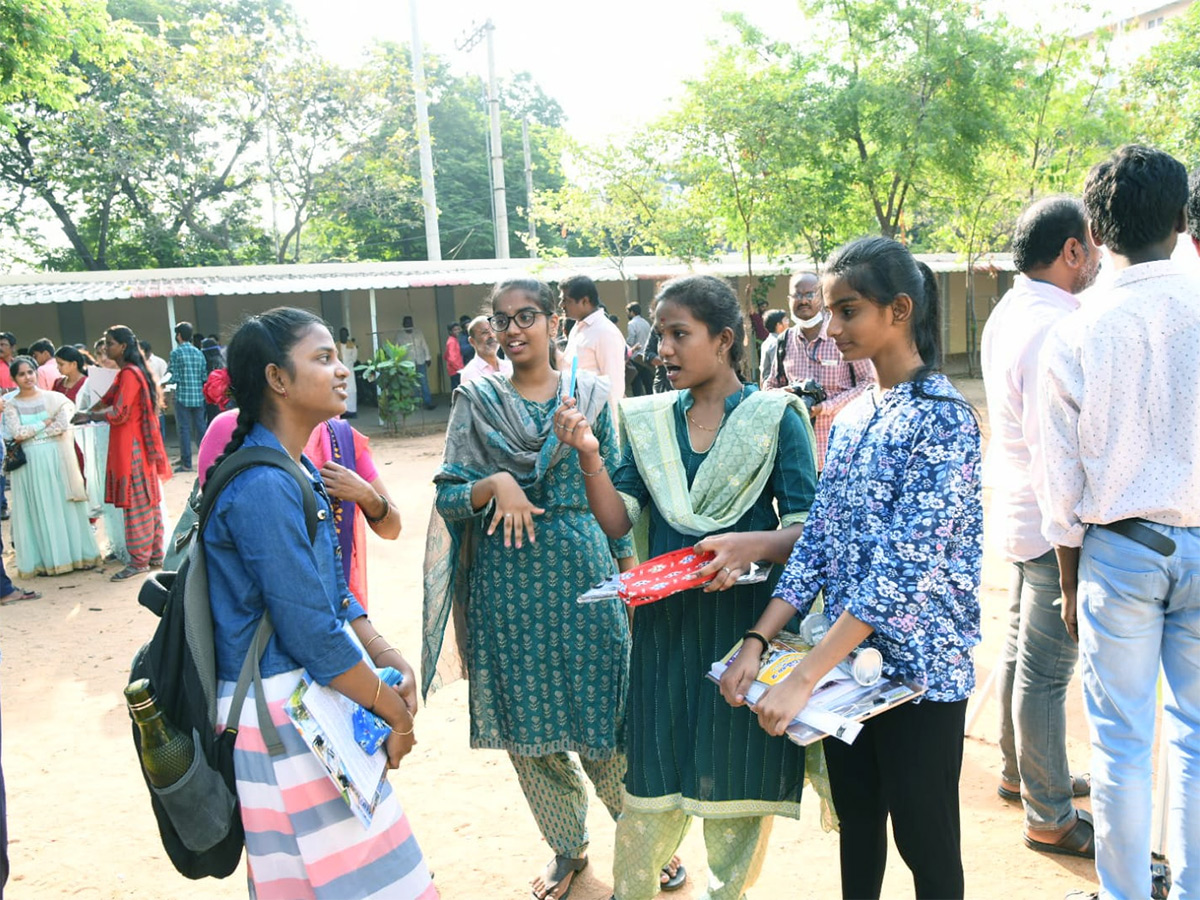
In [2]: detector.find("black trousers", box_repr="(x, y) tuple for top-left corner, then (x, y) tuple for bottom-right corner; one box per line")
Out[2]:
(823, 697), (968, 900)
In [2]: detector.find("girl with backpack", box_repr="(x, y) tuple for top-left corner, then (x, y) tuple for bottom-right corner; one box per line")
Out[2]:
(205, 308), (435, 899)
(720, 237), (983, 900)
(554, 274), (820, 900)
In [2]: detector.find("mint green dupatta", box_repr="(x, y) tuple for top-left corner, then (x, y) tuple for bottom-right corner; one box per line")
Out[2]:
(617, 388), (814, 537)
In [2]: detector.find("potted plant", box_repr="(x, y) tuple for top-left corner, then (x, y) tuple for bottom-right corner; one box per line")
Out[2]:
(357, 341), (421, 434)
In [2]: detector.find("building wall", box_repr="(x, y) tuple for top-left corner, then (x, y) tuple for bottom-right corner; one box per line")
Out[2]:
(1, 264), (995, 391)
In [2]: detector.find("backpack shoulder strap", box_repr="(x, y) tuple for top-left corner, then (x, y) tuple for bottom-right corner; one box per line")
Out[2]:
(199, 446), (318, 544)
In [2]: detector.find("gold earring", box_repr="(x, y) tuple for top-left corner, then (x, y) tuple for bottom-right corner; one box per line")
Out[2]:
(717, 348), (725, 363)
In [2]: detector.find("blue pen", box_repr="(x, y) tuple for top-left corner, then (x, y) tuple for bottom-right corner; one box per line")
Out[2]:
(567, 356), (579, 400)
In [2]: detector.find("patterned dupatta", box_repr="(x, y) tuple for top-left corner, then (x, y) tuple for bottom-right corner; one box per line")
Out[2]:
(617, 387), (813, 537)
(420, 370), (610, 698)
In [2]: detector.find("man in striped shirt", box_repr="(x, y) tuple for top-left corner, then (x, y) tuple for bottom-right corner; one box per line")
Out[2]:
(168, 321), (208, 472)
(763, 271), (876, 470)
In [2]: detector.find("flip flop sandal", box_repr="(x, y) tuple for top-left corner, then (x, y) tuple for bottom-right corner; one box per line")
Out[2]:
(110, 566), (150, 582)
(660, 862), (687, 891)
(997, 773), (1091, 802)
(1023, 809), (1095, 859)
(531, 854), (588, 900)
(0, 588), (41, 605)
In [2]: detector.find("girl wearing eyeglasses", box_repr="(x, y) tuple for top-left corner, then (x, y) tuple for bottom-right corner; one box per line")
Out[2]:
(424, 277), (644, 900)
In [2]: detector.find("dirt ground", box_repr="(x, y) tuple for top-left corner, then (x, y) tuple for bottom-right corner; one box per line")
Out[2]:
(0, 379), (1105, 899)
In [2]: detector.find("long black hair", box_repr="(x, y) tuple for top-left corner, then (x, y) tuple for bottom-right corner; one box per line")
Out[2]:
(488, 277), (558, 369)
(823, 236), (972, 411)
(204, 307), (326, 486)
(654, 274), (746, 378)
(54, 345), (89, 376)
(105, 325), (162, 411)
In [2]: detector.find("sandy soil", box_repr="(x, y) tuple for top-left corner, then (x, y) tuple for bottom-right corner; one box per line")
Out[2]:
(0, 382), (1104, 899)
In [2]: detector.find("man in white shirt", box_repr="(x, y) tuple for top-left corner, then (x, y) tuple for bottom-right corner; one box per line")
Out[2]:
(981, 197), (1099, 858)
(624, 302), (653, 396)
(757, 309), (789, 388)
(458, 316), (512, 385)
(139, 340), (171, 443)
(1039, 146), (1200, 900)
(559, 275), (625, 413)
(395, 316), (435, 409)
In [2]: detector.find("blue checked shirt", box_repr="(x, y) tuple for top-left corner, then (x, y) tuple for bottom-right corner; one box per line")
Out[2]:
(168, 342), (207, 407)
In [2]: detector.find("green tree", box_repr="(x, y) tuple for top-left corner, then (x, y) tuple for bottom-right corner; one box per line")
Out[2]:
(1128, 2), (1200, 167)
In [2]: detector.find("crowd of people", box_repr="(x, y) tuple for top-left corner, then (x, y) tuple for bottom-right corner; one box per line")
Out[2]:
(1, 143), (1197, 900)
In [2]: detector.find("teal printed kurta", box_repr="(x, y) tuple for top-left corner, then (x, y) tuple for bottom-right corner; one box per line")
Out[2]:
(613, 387), (817, 818)
(435, 382), (633, 759)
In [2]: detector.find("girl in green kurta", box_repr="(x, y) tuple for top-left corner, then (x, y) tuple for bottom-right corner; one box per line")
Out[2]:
(555, 275), (819, 900)
(423, 277), (634, 900)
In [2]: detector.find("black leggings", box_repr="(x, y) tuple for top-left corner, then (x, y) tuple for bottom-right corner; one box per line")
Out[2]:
(822, 697), (968, 900)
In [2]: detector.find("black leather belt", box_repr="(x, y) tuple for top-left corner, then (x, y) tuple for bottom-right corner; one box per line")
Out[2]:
(1096, 518), (1176, 557)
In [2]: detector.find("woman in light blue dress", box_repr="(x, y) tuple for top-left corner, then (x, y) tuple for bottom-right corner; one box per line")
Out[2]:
(1, 357), (101, 578)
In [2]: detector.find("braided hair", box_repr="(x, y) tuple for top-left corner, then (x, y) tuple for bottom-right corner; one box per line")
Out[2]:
(105, 325), (162, 411)
(203, 308), (325, 486)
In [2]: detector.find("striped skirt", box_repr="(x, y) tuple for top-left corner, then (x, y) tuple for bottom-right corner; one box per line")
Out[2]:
(217, 670), (437, 900)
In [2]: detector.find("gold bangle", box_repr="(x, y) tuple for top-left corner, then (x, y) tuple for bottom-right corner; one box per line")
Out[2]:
(371, 678), (383, 712)
(365, 634), (387, 652)
(580, 455), (605, 478)
(390, 724), (414, 737)
(372, 646), (400, 665)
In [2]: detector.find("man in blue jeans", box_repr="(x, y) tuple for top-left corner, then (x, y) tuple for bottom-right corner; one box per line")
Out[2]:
(168, 321), (208, 472)
(1041, 146), (1200, 900)
(982, 197), (1098, 858)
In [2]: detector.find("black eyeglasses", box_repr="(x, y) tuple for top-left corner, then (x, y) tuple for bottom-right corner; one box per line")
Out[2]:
(488, 309), (547, 332)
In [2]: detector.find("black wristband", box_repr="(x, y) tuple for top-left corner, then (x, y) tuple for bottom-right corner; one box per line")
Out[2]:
(364, 494), (389, 524)
(742, 630), (769, 652)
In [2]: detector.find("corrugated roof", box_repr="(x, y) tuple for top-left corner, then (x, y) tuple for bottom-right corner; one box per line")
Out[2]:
(0, 252), (1014, 306)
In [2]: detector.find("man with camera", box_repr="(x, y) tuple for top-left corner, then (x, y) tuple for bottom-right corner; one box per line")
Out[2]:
(763, 271), (876, 470)
(982, 196), (1100, 861)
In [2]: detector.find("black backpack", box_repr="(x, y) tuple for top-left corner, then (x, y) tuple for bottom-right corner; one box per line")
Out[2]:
(130, 446), (318, 879)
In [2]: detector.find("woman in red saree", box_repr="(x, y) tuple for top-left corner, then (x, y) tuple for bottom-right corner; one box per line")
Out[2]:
(75, 326), (172, 580)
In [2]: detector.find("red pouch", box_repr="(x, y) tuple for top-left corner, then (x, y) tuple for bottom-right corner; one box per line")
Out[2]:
(618, 547), (716, 606)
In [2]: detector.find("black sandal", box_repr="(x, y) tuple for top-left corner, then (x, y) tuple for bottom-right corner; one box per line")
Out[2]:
(661, 860), (687, 891)
(110, 565), (149, 582)
(531, 854), (587, 900)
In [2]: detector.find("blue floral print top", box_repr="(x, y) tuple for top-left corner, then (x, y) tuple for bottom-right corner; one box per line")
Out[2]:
(774, 374), (983, 702)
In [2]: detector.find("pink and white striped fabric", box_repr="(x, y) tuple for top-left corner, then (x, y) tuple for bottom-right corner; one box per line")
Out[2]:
(217, 670), (437, 900)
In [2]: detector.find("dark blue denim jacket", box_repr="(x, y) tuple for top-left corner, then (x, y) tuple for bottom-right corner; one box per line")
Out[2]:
(205, 424), (366, 682)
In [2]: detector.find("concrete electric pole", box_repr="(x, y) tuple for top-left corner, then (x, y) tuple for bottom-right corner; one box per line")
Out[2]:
(409, 0), (441, 261)
(457, 20), (510, 259)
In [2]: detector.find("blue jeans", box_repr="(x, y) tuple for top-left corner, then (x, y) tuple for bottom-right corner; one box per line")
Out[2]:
(998, 551), (1080, 830)
(416, 362), (433, 407)
(174, 403), (207, 468)
(1079, 523), (1200, 900)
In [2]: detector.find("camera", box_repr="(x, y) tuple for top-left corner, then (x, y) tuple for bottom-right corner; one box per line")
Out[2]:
(786, 378), (826, 413)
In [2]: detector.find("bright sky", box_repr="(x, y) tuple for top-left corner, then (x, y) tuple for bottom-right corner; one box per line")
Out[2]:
(288, 0), (1130, 144)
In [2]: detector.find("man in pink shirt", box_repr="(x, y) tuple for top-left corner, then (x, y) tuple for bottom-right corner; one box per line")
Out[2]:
(28, 338), (59, 390)
(444, 323), (465, 391)
(559, 275), (626, 414)
(459, 316), (512, 385)
(982, 196), (1100, 860)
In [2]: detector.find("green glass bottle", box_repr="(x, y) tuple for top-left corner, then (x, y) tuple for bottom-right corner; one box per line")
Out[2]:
(125, 678), (194, 788)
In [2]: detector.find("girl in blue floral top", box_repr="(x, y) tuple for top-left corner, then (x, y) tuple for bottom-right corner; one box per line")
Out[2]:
(720, 236), (982, 900)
